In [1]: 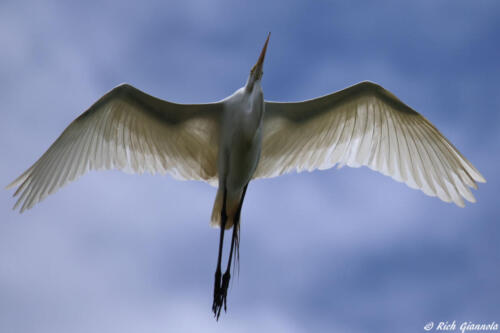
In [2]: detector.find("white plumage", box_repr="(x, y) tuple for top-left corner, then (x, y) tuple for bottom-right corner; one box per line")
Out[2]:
(255, 81), (485, 207)
(7, 84), (222, 212)
(7, 82), (484, 213)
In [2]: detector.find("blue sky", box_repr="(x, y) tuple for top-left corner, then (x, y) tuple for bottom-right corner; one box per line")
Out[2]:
(1, 1), (499, 332)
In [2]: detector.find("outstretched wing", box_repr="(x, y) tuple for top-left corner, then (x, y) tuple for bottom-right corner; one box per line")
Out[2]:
(7, 83), (222, 212)
(255, 81), (485, 207)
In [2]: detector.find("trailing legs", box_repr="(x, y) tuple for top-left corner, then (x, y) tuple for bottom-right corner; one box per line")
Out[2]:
(212, 184), (248, 320)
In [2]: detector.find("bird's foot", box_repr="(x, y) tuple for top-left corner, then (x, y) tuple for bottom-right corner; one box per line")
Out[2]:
(212, 271), (231, 320)
(212, 269), (221, 316)
(213, 269), (221, 296)
(221, 271), (231, 311)
(212, 269), (222, 319)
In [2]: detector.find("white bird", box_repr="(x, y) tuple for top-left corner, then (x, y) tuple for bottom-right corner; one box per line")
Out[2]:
(6, 33), (485, 319)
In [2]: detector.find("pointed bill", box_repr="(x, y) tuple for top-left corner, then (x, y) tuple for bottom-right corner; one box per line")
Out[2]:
(254, 32), (270, 72)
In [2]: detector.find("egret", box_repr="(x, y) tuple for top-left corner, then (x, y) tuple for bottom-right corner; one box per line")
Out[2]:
(7, 33), (485, 319)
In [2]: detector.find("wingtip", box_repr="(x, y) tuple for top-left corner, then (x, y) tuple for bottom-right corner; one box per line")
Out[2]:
(13, 206), (24, 214)
(5, 179), (19, 190)
(12, 199), (21, 213)
(476, 175), (486, 183)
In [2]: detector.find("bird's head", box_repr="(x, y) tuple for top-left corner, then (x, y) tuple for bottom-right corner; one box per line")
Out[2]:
(246, 33), (270, 91)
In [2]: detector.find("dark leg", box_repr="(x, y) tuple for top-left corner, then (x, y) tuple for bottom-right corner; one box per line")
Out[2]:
(212, 188), (228, 320)
(220, 184), (248, 311)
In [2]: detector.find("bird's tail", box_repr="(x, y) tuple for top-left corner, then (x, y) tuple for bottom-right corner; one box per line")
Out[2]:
(210, 188), (225, 228)
(210, 188), (243, 230)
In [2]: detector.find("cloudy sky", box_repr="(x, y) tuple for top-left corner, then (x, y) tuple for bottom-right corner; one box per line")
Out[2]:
(1, 1), (499, 332)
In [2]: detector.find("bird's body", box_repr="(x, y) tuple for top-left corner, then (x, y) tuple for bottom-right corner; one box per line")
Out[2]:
(213, 83), (264, 230)
(7, 34), (485, 319)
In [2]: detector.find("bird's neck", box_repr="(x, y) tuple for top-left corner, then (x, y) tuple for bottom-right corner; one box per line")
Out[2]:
(245, 76), (261, 92)
(242, 83), (264, 133)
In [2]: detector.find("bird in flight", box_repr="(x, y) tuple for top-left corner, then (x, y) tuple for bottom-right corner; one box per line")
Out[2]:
(7, 33), (485, 319)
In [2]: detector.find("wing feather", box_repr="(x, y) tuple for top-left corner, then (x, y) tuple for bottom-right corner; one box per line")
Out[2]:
(8, 83), (222, 212)
(256, 81), (485, 206)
